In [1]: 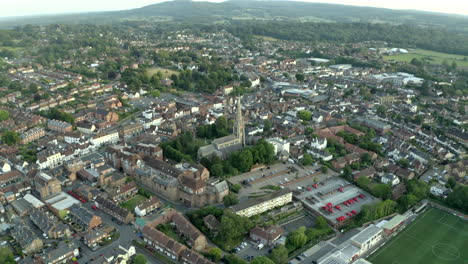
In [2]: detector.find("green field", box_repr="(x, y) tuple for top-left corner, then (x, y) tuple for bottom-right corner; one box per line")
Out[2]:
(120, 195), (147, 211)
(368, 208), (468, 264)
(146, 67), (179, 78)
(384, 49), (468, 68)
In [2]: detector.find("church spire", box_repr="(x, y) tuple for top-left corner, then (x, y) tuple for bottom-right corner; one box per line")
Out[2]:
(236, 96), (245, 146)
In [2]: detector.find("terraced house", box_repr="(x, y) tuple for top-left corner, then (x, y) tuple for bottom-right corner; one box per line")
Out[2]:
(142, 226), (213, 264)
(68, 204), (102, 231)
(30, 208), (71, 239)
(11, 219), (44, 254)
(94, 196), (135, 224)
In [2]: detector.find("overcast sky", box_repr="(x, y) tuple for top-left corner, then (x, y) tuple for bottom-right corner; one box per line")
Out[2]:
(1, 0), (467, 17)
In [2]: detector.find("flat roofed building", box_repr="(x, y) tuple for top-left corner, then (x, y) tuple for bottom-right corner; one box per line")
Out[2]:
(382, 214), (407, 235)
(232, 188), (292, 217)
(350, 224), (383, 255)
(45, 192), (81, 213)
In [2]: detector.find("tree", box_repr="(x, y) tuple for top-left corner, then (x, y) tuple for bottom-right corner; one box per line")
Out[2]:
(361, 153), (372, 164)
(0, 248), (15, 264)
(376, 105), (387, 117)
(407, 180), (428, 200)
(372, 184), (392, 200)
(251, 256), (275, 264)
(263, 120), (272, 136)
(224, 254), (248, 264)
(298, 110), (312, 121)
(286, 226), (308, 251)
(0, 110), (9, 121)
(232, 150), (253, 172)
(447, 177), (457, 189)
(269, 245), (288, 264)
(446, 185), (468, 213)
(211, 162), (224, 177)
(321, 166), (328, 174)
(132, 254), (147, 264)
(1, 131), (19, 146)
(397, 194), (418, 212)
(305, 127), (314, 136)
(231, 184), (242, 193)
(209, 247), (222, 262)
(215, 116), (228, 135)
(315, 216), (329, 230)
(223, 193), (239, 207)
(295, 73), (305, 82)
(216, 210), (254, 250)
(361, 200), (397, 222)
(397, 158), (409, 168)
(302, 154), (314, 166)
(149, 90), (160, 97)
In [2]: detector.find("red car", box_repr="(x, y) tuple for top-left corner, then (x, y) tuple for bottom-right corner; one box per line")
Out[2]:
(92, 205), (99, 210)
(307, 187), (312, 191)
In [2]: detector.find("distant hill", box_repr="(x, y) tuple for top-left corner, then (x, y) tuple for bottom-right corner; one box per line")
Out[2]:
(1, 0), (467, 33)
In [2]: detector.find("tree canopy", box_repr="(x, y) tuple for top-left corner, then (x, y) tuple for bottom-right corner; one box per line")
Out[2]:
(2, 131), (19, 146)
(0, 110), (10, 121)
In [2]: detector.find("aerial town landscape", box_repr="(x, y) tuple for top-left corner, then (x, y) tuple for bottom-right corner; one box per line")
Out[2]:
(0, 0), (466, 264)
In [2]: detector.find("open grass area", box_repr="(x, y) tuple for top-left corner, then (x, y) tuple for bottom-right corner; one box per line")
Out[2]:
(146, 67), (179, 78)
(119, 194), (147, 211)
(368, 208), (468, 264)
(384, 49), (468, 68)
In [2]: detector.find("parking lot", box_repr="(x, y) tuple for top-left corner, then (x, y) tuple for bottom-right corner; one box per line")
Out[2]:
(295, 177), (377, 225)
(228, 163), (337, 199)
(235, 241), (271, 262)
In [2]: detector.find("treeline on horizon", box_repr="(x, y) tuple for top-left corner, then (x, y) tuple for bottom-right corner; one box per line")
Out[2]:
(223, 21), (468, 56)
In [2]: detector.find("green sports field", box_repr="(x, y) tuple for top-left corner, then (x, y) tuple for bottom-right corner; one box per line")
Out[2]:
(368, 208), (468, 264)
(383, 49), (468, 69)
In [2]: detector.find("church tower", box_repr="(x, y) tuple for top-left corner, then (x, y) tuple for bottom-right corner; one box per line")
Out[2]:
(235, 96), (245, 146)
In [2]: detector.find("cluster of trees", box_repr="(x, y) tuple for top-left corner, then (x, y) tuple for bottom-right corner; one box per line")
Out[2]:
(0, 248), (15, 264)
(38, 107), (75, 124)
(360, 199), (397, 223)
(171, 61), (234, 93)
(1, 131), (20, 146)
(357, 177), (429, 214)
(227, 21), (468, 56)
(214, 210), (255, 251)
(160, 132), (204, 162)
(202, 139), (275, 178)
(324, 137), (347, 157)
(285, 216), (333, 253)
(197, 116), (230, 139)
(336, 129), (383, 156)
(356, 176), (393, 200)
(186, 206), (224, 237)
(445, 185), (468, 213)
